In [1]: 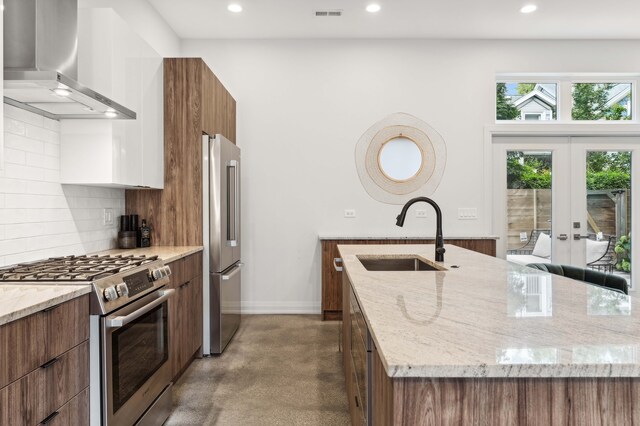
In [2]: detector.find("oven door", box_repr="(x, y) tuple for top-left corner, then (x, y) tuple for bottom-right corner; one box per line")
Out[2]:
(102, 288), (174, 425)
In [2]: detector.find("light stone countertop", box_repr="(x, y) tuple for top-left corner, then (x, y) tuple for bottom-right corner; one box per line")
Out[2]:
(338, 244), (640, 379)
(0, 285), (91, 326)
(319, 234), (499, 240)
(93, 246), (203, 263)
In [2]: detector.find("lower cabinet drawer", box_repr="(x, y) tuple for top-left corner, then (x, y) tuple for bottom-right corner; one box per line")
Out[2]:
(40, 387), (89, 426)
(0, 341), (89, 426)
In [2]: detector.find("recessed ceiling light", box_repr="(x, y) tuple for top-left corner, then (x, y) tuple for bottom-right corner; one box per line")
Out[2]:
(105, 109), (118, 118)
(520, 4), (537, 13)
(366, 4), (381, 13)
(228, 3), (242, 13)
(53, 88), (71, 97)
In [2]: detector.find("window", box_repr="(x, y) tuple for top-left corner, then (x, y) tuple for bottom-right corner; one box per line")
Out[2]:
(496, 76), (636, 123)
(572, 83), (632, 121)
(496, 83), (557, 121)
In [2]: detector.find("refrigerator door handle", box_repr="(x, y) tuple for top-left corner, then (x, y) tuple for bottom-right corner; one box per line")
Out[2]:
(222, 263), (243, 280)
(227, 160), (239, 247)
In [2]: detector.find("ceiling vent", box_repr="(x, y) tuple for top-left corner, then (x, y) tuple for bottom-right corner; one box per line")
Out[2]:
(315, 9), (343, 17)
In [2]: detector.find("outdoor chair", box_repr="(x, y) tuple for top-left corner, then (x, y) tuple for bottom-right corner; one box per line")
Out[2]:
(507, 229), (552, 255)
(526, 263), (628, 295)
(586, 235), (617, 273)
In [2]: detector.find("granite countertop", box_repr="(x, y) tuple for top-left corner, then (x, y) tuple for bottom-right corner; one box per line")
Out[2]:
(0, 285), (92, 326)
(93, 246), (203, 263)
(338, 244), (640, 379)
(319, 234), (499, 240)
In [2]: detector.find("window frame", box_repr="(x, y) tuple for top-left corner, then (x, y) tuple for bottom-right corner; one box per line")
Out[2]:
(496, 74), (639, 124)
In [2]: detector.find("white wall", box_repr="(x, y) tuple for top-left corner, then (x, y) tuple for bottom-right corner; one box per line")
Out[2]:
(182, 39), (640, 314)
(79, 0), (181, 57)
(0, 105), (124, 266)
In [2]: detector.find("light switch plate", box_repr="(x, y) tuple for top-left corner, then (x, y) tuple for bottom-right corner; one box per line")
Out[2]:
(458, 207), (478, 220)
(344, 209), (356, 218)
(103, 208), (114, 226)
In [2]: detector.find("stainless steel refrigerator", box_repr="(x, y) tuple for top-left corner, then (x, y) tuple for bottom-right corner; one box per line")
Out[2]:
(202, 134), (241, 354)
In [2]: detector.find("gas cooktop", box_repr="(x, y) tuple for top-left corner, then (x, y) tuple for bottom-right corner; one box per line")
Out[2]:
(0, 254), (160, 282)
(0, 254), (172, 315)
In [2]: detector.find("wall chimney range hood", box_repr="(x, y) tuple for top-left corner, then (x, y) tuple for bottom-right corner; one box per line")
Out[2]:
(3, 0), (136, 120)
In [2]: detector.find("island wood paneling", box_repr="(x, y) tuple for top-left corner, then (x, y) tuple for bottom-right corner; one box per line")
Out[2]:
(370, 341), (640, 426)
(125, 58), (236, 246)
(322, 238), (496, 320)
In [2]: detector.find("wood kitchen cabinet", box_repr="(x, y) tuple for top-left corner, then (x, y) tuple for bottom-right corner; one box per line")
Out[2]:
(61, 8), (164, 188)
(167, 253), (204, 379)
(0, 295), (90, 426)
(125, 58), (236, 246)
(322, 238), (496, 320)
(343, 273), (369, 426)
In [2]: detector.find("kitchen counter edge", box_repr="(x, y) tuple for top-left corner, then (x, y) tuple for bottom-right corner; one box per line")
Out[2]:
(93, 246), (204, 264)
(0, 285), (91, 326)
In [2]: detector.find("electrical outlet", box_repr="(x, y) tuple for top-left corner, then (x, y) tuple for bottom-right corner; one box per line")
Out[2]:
(344, 209), (356, 218)
(457, 207), (478, 220)
(416, 209), (428, 218)
(103, 208), (114, 226)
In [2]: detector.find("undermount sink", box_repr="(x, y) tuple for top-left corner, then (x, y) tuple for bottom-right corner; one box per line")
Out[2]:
(357, 256), (446, 272)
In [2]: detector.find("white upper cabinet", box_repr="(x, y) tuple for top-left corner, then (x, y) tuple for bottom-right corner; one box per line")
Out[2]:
(60, 8), (164, 188)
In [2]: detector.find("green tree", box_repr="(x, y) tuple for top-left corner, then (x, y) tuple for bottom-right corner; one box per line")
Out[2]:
(496, 83), (519, 120)
(572, 84), (631, 121)
(517, 83), (536, 95)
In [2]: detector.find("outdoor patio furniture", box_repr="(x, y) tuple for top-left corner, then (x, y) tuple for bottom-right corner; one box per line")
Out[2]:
(586, 235), (617, 273)
(526, 263), (628, 295)
(507, 229), (552, 255)
(506, 229), (552, 266)
(507, 229), (616, 272)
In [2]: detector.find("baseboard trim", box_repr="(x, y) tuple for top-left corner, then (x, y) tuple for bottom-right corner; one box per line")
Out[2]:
(240, 301), (321, 315)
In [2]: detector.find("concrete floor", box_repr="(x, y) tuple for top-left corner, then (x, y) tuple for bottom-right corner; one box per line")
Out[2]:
(165, 315), (350, 425)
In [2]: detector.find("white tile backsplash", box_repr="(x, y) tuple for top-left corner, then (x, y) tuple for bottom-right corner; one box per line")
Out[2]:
(0, 105), (124, 266)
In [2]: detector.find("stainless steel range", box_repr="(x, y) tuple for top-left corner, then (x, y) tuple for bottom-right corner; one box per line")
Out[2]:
(0, 254), (175, 426)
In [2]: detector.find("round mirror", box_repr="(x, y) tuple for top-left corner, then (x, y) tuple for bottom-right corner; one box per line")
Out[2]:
(378, 137), (423, 181)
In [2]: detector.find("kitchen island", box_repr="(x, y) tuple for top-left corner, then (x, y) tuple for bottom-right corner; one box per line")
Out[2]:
(339, 244), (640, 425)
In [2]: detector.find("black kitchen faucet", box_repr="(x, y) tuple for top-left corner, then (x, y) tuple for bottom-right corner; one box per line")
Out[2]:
(395, 197), (445, 262)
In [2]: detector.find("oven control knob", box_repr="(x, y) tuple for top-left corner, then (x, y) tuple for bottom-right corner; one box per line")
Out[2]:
(103, 286), (119, 302)
(151, 268), (164, 281)
(116, 283), (129, 297)
(163, 265), (172, 277)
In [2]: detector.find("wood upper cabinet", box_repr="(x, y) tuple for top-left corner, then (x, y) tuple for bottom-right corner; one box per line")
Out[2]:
(125, 58), (236, 246)
(0, 295), (90, 426)
(167, 252), (204, 379)
(323, 239), (496, 320)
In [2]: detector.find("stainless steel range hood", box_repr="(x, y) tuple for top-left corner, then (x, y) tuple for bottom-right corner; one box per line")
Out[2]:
(3, 0), (136, 120)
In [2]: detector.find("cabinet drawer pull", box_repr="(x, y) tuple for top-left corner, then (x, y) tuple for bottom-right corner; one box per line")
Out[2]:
(40, 357), (60, 369)
(180, 281), (190, 289)
(40, 410), (60, 424)
(354, 395), (360, 408)
(333, 258), (343, 272)
(42, 305), (57, 313)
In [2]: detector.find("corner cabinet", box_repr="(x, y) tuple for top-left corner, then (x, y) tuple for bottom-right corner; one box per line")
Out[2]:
(0, 295), (90, 425)
(59, 8), (164, 189)
(166, 253), (203, 380)
(323, 238), (496, 320)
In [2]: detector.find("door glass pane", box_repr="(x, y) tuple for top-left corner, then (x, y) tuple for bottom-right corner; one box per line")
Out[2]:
(506, 151), (553, 265)
(585, 151), (631, 288)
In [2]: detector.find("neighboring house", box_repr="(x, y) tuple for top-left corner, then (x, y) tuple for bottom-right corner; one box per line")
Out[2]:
(507, 83), (631, 120)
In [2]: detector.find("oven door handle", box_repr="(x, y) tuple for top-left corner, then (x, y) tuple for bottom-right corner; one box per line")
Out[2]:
(106, 289), (175, 329)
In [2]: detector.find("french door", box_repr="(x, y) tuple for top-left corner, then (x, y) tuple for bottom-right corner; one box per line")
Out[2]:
(493, 135), (640, 289)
